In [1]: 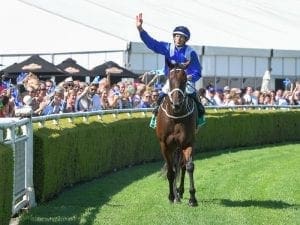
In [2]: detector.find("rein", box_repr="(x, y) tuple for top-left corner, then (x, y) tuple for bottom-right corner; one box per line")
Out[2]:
(161, 95), (195, 119)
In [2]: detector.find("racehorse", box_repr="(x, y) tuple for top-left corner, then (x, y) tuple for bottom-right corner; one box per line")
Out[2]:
(156, 62), (198, 206)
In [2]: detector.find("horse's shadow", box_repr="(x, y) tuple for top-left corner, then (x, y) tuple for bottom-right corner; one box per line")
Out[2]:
(201, 199), (298, 209)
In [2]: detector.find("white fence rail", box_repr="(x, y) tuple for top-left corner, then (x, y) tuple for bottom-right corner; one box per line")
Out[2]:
(31, 105), (300, 126)
(0, 118), (36, 216)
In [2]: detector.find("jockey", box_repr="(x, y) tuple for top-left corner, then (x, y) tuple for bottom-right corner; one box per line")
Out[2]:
(136, 13), (205, 128)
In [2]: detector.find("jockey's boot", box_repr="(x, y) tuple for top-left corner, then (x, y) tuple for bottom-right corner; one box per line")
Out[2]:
(150, 93), (167, 128)
(188, 93), (206, 127)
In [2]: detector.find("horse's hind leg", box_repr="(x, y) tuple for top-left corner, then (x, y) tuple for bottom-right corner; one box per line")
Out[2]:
(186, 158), (198, 206)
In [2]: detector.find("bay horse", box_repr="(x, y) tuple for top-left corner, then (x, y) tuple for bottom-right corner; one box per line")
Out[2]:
(156, 62), (198, 206)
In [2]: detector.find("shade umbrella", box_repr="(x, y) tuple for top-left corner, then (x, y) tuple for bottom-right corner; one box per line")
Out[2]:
(0, 54), (65, 81)
(56, 58), (90, 81)
(90, 61), (138, 83)
(261, 68), (271, 93)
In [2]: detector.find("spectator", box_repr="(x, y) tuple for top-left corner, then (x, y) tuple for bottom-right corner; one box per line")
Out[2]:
(65, 89), (77, 112)
(45, 79), (55, 97)
(100, 89), (111, 109)
(150, 90), (159, 108)
(224, 88), (242, 106)
(275, 89), (284, 105)
(214, 89), (224, 106)
(277, 90), (289, 106)
(75, 82), (92, 112)
(243, 86), (254, 105)
(122, 84), (136, 109)
(198, 88), (209, 106)
(251, 90), (261, 105)
(206, 88), (217, 106)
(107, 84), (122, 109)
(0, 95), (10, 117)
(26, 86), (39, 112)
(89, 83), (102, 111)
(223, 86), (230, 95)
(138, 91), (152, 108)
(263, 93), (272, 105)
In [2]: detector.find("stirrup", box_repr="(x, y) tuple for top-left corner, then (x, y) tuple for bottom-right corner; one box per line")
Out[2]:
(149, 115), (157, 129)
(197, 115), (206, 127)
(152, 107), (159, 116)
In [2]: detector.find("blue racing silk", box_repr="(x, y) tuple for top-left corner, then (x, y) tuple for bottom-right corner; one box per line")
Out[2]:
(139, 30), (202, 83)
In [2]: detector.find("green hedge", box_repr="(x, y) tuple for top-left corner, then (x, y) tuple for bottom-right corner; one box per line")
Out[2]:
(33, 110), (300, 203)
(196, 111), (300, 151)
(0, 144), (13, 225)
(33, 115), (160, 202)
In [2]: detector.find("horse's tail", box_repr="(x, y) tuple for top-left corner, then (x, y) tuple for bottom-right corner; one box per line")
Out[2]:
(159, 148), (182, 181)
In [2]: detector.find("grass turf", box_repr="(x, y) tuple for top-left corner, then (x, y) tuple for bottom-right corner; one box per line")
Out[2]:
(19, 143), (299, 225)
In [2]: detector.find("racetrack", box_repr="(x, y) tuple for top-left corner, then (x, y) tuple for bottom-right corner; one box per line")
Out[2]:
(19, 143), (299, 225)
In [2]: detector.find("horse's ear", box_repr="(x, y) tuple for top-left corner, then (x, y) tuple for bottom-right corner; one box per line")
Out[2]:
(166, 60), (177, 70)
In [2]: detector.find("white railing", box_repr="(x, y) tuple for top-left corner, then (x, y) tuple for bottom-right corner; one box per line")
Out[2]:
(0, 118), (36, 216)
(31, 108), (153, 126)
(30, 105), (300, 126)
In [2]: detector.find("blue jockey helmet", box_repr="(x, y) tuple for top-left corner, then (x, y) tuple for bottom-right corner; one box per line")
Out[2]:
(173, 26), (190, 40)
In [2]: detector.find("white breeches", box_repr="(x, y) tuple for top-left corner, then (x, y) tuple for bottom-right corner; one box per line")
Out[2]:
(161, 80), (195, 94)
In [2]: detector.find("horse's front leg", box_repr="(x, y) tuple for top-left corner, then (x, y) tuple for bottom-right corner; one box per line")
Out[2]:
(161, 142), (177, 203)
(183, 147), (198, 206)
(177, 166), (186, 199)
(186, 157), (197, 206)
(166, 163), (177, 203)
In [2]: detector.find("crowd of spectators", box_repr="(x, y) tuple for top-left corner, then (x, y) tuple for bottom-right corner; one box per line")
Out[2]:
(0, 73), (160, 117)
(0, 72), (299, 118)
(200, 83), (300, 107)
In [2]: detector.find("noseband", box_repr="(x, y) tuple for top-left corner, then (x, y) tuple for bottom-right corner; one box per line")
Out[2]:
(168, 87), (186, 106)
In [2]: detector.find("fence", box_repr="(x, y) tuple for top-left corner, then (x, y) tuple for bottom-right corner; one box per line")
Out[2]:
(0, 118), (35, 216)
(30, 105), (300, 126)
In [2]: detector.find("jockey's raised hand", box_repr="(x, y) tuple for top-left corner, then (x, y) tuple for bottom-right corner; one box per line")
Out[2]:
(136, 13), (143, 32)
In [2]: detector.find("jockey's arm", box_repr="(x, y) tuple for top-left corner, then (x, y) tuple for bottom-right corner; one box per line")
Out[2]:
(187, 51), (202, 83)
(139, 30), (169, 56)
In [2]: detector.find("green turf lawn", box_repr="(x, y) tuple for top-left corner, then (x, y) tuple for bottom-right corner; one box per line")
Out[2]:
(19, 143), (299, 225)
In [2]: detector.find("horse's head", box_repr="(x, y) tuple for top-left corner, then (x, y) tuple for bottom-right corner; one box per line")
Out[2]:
(167, 61), (189, 111)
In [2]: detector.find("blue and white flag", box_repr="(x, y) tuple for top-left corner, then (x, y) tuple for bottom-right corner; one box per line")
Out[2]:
(11, 88), (22, 107)
(149, 69), (164, 76)
(16, 72), (28, 84)
(283, 78), (291, 89)
(1, 79), (11, 89)
(92, 75), (100, 84)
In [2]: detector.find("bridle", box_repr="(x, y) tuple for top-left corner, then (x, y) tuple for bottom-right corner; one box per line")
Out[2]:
(161, 68), (195, 119)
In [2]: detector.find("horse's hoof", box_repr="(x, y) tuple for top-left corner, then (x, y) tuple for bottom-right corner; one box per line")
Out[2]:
(188, 199), (198, 207)
(174, 198), (181, 204)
